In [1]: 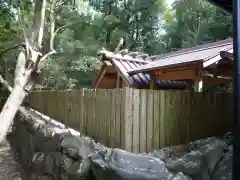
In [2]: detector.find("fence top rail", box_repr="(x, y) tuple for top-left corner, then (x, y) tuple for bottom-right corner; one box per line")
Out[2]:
(29, 87), (232, 96)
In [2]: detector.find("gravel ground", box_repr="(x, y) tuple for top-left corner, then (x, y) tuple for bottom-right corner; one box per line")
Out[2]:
(0, 145), (21, 180)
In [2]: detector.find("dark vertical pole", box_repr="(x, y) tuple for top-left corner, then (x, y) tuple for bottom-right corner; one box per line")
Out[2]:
(233, 0), (240, 179)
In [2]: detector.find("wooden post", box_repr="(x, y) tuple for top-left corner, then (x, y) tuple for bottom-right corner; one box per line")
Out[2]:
(150, 72), (157, 89)
(116, 73), (120, 88)
(194, 77), (203, 92)
(194, 68), (203, 92)
(150, 80), (154, 89)
(123, 87), (133, 152)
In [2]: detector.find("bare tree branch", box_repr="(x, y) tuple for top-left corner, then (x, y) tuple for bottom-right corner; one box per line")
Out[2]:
(0, 74), (12, 92)
(0, 44), (26, 58)
(114, 38), (124, 53)
(49, 0), (57, 51)
(31, 0), (47, 50)
(56, 0), (69, 7)
(40, 50), (56, 62)
(51, 20), (77, 46)
(17, 8), (30, 58)
(17, 9), (28, 43)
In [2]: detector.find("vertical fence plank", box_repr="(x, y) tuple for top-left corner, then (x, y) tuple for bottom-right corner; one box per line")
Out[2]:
(164, 91), (171, 146)
(132, 89), (140, 153)
(120, 89), (126, 149)
(106, 90), (111, 147)
(82, 89), (87, 135)
(72, 90), (80, 132)
(79, 89), (84, 133)
(103, 90), (108, 145)
(97, 89), (104, 144)
(153, 90), (160, 149)
(111, 89), (116, 148)
(95, 89), (100, 142)
(124, 87), (133, 152)
(139, 89), (147, 152)
(146, 89), (153, 152)
(159, 91), (165, 148)
(86, 89), (92, 136)
(115, 88), (121, 148)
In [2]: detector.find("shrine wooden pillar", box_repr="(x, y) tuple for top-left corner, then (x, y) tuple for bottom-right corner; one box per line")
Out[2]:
(194, 77), (203, 92)
(193, 66), (203, 92)
(116, 72), (120, 88)
(150, 71), (157, 89)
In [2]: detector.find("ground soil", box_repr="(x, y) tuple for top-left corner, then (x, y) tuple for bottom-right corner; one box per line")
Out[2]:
(0, 144), (21, 180)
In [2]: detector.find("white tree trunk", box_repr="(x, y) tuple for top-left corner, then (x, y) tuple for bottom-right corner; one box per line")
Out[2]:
(0, 87), (27, 141)
(0, 0), (47, 143)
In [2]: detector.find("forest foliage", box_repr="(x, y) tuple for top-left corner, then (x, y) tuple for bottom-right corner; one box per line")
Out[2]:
(0, 0), (232, 90)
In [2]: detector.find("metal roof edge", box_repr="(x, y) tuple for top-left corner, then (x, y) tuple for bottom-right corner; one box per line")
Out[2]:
(148, 38), (233, 60)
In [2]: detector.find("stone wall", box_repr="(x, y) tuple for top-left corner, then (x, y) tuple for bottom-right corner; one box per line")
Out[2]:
(7, 107), (233, 180)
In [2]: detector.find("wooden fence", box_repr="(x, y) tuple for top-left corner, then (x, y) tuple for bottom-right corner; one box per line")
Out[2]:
(26, 88), (233, 153)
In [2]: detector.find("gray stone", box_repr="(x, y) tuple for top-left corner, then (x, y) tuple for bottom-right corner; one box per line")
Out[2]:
(42, 134), (63, 153)
(63, 159), (92, 179)
(32, 124), (57, 151)
(61, 134), (94, 159)
(211, 146), (232, 180)
(91, 148), (179, 180)
(171, 144), (192, 157)
(199, 139), (226, 175)
(222, 132), (232, 146)
(152, 148), (172, 161)
(190, 137), (216, 151)
(31, 174), (53, 180)
(165, 151), (204, 175)
(47, 151), (64, 168)
(172, 172), (192, 180)
(31, 152), (46, 175)
(44, 153), (56, 176)
(24, 118), (45, 133)
(21, 132), (35, 168)
(10, 107), (233, 180)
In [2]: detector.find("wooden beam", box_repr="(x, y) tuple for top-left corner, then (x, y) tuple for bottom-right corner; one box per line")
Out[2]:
(205, 67), (233, 77)
(105, 73), (117, 78)
(220, 50), (233, 60)
(202, 72), (232, 85)
(155, 69), (197, 81)
(202, 72), (232, 79)
(105, 60), (112, 66)
(93, 65), (108, 88)
(150, 80), (154, 89)
(193, 67), (202, 92)
(221, 71), (233, 78)
(149, 72), (158, 89)
(202, 76), (232, 85)
(153, 61), (202, 74)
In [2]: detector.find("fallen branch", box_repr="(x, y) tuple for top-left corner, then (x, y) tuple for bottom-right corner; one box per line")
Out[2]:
(51, 20), (77, 49)
(40, 50), (56, 62)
